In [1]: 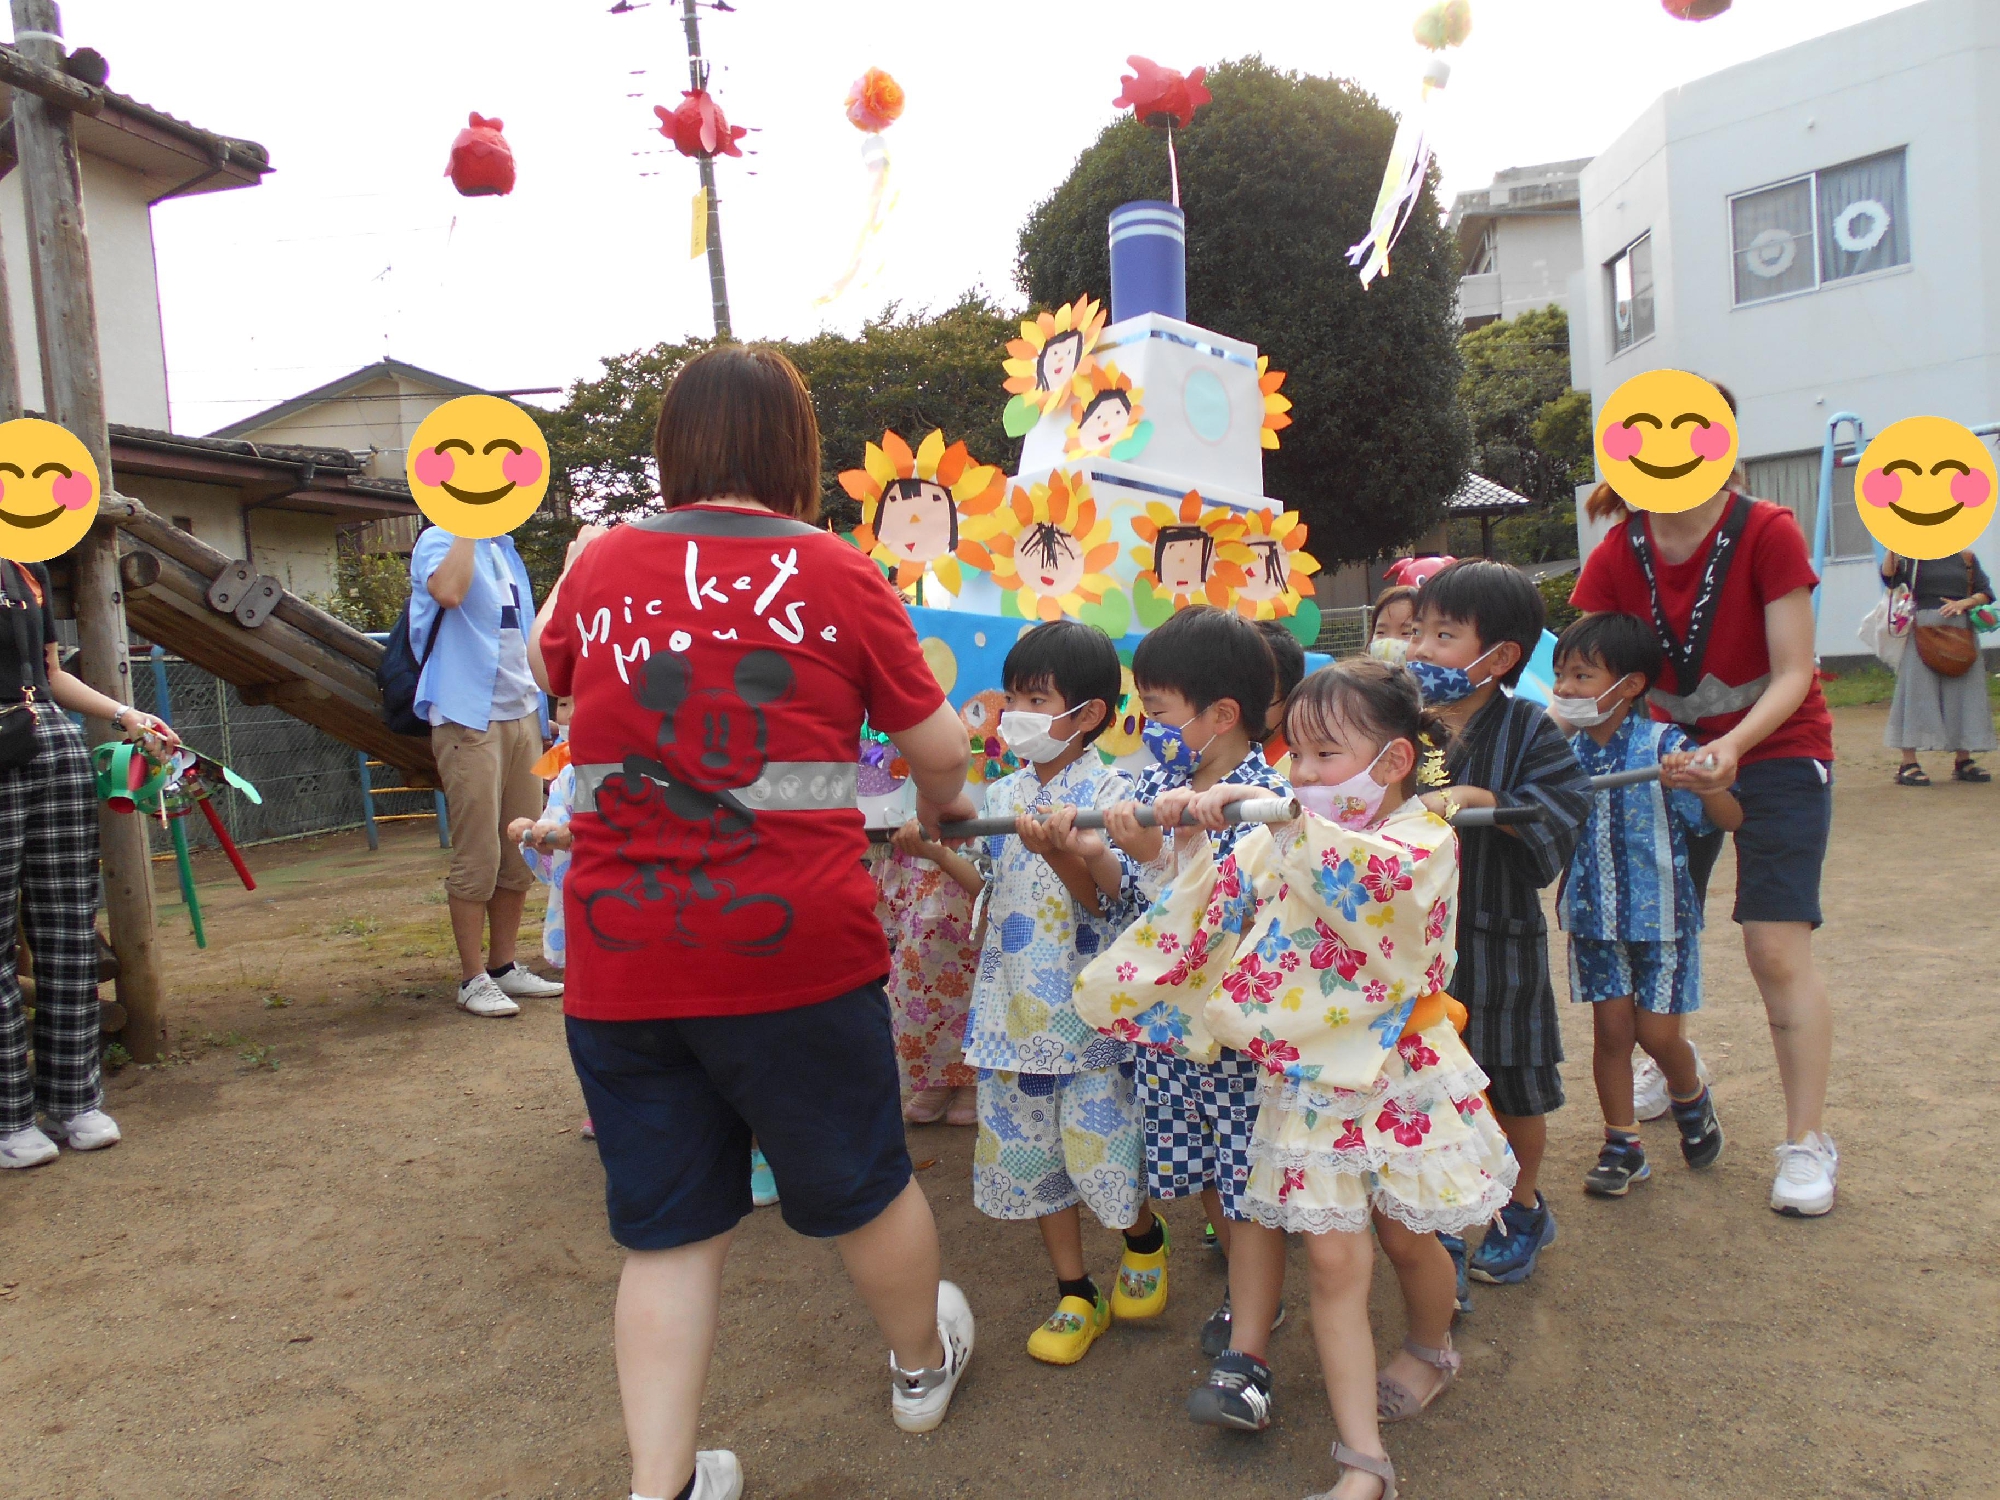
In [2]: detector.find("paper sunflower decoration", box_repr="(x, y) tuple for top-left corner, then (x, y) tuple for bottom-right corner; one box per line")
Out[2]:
(1233, 509), (1320, 620)
(1002, 294), (1108, 438)
(986, 471), (1120, 622)
(1063, 363), (1154, 460)
(1130, 491), (1253, 610)
(839, 429), (1005, 595)
(1257, 357), (1293, 451)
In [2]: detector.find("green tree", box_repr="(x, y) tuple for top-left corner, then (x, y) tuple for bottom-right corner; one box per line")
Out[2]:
(1449, 305), (1592, 562)
(309, 537), (411, 632)
(530, 294), (1019, 595)
(1017, 57), (1469, 565)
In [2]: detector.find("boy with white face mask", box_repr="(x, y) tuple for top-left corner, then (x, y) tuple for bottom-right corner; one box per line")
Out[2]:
(1552, 613), (1742, 1199)
(962, 620), (1163, 1367)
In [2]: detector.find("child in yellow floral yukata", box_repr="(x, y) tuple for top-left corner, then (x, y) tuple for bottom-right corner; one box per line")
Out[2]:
(1078, 660), (1516, 1500)
(874, 818), (984, 1126)
(962, 620), (1164, 1366)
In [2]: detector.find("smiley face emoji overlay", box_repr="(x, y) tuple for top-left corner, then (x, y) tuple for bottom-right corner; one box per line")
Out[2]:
(0, 418), (100, 563)
(1854, 416), (1997, 560)
(1595, 370), (1740, 514)
(405, 394), (551, 539)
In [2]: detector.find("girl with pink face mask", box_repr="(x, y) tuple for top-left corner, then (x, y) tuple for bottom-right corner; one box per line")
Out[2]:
(1075, 659), (1517, 1499)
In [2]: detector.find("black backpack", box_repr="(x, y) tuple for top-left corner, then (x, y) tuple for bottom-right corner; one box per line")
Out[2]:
(377, 596), (442, 737)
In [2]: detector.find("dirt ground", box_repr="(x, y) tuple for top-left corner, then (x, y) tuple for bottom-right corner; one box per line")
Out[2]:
(2, 703), (1996, 1500)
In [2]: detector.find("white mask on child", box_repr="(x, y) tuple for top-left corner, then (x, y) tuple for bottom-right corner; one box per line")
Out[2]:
(1294, 744), (1395, 830)
(1550, 677), (1633, 730)
(1000, 705), (1083, 764)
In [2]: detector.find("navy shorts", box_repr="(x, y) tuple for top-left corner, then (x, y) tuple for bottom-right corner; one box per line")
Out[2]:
(566, 981), (912, 1251)
(1729, 757), (1832, 927)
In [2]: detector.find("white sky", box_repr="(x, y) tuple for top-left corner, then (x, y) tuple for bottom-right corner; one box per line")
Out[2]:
(50, 0), (1922, 439)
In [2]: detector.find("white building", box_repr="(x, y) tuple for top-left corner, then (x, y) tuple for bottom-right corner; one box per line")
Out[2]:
(1449, 159), (1589, 329)
(1570, 0), (2000, 660)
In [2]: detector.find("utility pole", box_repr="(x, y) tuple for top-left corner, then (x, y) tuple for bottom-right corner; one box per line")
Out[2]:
(681, 0), (732, 339)
(11, 0), (168, 1060)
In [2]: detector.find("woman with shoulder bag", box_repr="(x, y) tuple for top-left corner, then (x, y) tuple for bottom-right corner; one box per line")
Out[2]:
(1881, 549), (1995, 786)
(0, 559), (178, 1169)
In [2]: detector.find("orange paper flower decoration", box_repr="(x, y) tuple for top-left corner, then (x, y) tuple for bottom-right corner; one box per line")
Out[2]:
(1257, 357), (1293, 450)
(1130, 491), (1253, 610)
(845, 68), (906, 132)
(985, 471), (1120, 622)
(838, 428), (1005, 594)
(1233, 509), (1321, 621)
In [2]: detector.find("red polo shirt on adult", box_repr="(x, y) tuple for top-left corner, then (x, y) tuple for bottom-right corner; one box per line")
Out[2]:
(1570, 497), (1835, 765)
(541, 507), (943, 1020)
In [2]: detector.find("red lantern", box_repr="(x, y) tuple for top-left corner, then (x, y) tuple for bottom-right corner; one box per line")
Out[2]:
(655, 90), (746, 159)
(445, 112), (516, 197)
(1111, 57), (1212, 130)
(1663, 0), (1732, 17)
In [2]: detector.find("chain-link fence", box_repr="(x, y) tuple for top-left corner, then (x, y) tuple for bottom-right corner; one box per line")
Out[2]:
(1312, 606), (1372, 659)
(128, 654), (370, 853)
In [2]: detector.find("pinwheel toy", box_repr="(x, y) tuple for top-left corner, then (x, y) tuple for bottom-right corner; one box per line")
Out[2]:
(93, 739), (262, 949)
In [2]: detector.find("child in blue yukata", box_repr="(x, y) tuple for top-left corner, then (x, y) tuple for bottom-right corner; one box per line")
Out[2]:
(1551, 613), (1739, 1197)
(962, 619), (1163, 1365)
(1100, 605), (1292, 1370)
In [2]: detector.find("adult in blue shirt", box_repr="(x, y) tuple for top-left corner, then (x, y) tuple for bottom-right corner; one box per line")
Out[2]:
(410, 528), (563, 1018)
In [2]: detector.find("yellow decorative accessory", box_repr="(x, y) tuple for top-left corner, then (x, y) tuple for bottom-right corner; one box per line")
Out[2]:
(838, 428), (1006, 594)
(1233, 508), (1321, 621)
(1129, 490), (1254, 610)
(985, 470), (1121, 622)
(1025, 1292), (1111, 1366)
(1257, 356), (1293, 451)
(1001, 294), (1108, 437)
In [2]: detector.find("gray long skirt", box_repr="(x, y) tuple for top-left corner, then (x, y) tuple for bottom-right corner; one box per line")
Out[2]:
(1884, 610), (1997, 753)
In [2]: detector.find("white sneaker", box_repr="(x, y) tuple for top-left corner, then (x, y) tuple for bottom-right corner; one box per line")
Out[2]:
(688, 1449), (742, 1500)
(1632, 1043), (1710, 1122)
(891, 1280), (974, 1434)
(1770, 1131), (1838, 1217)
(43, 1109), (121, 1151)
(456, 973), (520, 1018)
(493, 964), (563, 999)
(0, 1124), (58, 1168)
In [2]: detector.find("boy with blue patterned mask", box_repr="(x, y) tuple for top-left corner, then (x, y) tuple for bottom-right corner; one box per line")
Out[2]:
(1101, 606), (1295, 1380)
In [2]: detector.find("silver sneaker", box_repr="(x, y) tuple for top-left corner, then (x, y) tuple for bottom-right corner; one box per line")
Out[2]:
(0, 1124), (58, 1168)
(456, 972), (520, 1018)
(1632, 1042), (1709, 1122)
(1770, 1131), (1838, 1217)
(494, 965), (563, 999)
(890, 1280), (974, 1433)
(42, 1108), (120, 1151)
(689, 1449), (742, 1500)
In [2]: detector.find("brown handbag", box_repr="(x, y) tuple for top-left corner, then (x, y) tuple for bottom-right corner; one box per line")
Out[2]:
(1912, 555), (1982, 677)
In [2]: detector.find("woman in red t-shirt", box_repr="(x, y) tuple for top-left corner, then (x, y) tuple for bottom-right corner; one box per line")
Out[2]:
(530, 346), (979, 1499)
(1572, 415), (1839, 1221)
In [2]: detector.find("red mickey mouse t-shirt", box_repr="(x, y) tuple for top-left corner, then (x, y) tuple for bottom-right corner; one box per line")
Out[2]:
(541, 506), (943, 1020)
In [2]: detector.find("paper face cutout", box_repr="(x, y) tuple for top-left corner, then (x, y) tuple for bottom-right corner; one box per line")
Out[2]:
(1595, 370), (1740, 514)
(0, 418), (100, 563)
(1001, 295), (1107, 438)
(1130, 491), (1252, 609)
(840, 429), (1005, 593)
(406, 395), (552, 539)
(1854, 416), (1997, 559)
(985, 471), (1119, 622)
(1233, 509), (1321, 620)
(1064, 363), (1154, 460)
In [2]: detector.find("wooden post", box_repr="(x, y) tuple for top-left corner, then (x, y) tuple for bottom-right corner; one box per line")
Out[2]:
(0, 216), (22, 420)
(680, 0), (732, 339)
(11, 0), (168, 1061)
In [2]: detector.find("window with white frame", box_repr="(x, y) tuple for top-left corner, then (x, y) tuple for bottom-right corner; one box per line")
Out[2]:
(1742, 451), (1872, 559)
(1607, 234), (1654, 354)
(1731, 149), (1908, 307)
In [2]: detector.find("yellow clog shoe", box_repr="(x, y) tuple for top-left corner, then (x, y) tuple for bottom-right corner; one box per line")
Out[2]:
(1111, 1219), (1170, 1320)
(1025, 1293), (1111, 1365)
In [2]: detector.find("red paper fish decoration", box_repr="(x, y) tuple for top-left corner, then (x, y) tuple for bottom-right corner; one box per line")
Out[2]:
(445, 113), (516, 197)
(1383, 555), (1456, 589)
(656, 90), (746, 159)
(1663, 0), (1732, 16)
(1112, 57), (1212, 130)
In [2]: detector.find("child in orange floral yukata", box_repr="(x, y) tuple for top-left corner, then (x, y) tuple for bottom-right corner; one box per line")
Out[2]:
(1076, 660), (1516, 1500)
(872, 818), (985, 1125)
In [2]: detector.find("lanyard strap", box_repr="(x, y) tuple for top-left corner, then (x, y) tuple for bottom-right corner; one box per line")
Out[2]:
(1626, 494), (1752, 697)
